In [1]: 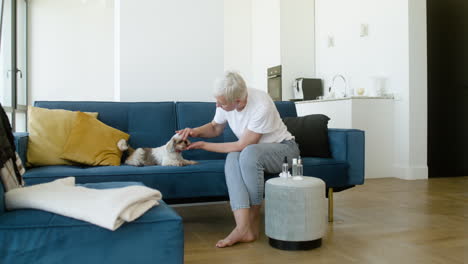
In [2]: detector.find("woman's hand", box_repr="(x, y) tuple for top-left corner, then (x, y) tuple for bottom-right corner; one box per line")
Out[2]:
(176, 128), (199, 140)
(187, 141), (206, 150)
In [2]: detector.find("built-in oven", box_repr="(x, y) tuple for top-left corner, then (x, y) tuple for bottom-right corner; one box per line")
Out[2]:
(267, 65), (282, 101)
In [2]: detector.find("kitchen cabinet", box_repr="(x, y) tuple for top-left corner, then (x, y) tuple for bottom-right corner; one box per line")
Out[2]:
(295, 96), (394, 179)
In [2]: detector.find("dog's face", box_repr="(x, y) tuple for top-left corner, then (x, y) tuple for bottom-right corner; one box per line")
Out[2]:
(168, 134), (191, 152)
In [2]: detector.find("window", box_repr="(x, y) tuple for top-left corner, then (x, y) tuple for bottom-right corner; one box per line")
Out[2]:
(0, 0), (28, 132)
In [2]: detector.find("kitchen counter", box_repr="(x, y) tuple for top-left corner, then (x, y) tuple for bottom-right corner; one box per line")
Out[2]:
(294, 97), (394, 179)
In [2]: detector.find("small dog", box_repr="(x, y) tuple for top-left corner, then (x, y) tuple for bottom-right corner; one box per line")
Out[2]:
(117, 134), (198, 167)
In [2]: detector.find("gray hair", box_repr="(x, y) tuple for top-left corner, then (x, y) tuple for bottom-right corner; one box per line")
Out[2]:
(213, 71), (248, 103)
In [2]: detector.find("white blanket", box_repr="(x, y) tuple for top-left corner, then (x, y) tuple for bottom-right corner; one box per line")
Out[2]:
(5, 177), (162, 231)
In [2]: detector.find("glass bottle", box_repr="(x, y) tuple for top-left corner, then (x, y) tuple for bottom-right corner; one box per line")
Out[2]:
(292, 158), (298, 176)
(282, 157), (289, 178)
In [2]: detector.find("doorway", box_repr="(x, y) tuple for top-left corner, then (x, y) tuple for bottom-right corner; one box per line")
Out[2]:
(427, 0), (468, 177)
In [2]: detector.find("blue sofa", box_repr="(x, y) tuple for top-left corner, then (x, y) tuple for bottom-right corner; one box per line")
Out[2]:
(1, 100), (364, 263)
(15, 101), (365, 216)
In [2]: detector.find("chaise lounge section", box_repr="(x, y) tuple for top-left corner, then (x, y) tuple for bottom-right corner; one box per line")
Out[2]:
(0, 180), (184, 264)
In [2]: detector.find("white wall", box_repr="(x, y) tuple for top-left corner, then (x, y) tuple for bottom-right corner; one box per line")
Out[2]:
(228, 0), (315, 99)
(315, 0), (408, 99)
(29, 0), (114, 102)
(407, 0), (428, 180)
(27, 0), (311, 104)
(113, 0), (121, 101)
(30, 0), (229, 103)
(315, 0), (427, 180)
(118, 0), (223, 102)
(251, 0), (281, 92)
(0, 0), (13, 107)
(280, 0), (315, 100)
(224, 0), (252, 84)
(30, 0), (250, 103)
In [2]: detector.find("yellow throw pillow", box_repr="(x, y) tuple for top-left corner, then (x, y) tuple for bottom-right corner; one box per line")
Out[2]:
(61, 112), (129, 166)
(27, 106), (99, 166)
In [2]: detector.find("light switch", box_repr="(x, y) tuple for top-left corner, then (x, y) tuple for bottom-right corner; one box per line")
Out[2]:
(360, 24), (369, 37)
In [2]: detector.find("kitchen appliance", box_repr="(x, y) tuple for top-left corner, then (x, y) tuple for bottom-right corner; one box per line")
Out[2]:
(293, 78), (323, 100)
(267, 65), (282, 101)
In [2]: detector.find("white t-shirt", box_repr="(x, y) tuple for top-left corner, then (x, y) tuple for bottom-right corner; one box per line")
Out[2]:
(213, 88), (294, 144)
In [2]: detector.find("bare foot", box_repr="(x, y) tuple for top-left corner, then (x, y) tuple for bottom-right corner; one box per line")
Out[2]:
(215, 227), (256, 248)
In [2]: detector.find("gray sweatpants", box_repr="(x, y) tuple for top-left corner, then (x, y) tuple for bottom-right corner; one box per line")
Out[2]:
(225, 140), (300, 210)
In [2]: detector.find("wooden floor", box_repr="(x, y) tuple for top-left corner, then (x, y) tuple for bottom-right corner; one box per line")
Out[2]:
(173, 177), (468, 264)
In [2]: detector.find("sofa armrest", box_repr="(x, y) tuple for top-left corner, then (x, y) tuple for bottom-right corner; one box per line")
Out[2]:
(328, 129), (365, 185)
(13, 132), (28, 165)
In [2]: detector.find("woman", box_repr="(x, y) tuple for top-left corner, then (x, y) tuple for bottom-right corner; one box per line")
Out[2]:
(177, 71), (300, 248)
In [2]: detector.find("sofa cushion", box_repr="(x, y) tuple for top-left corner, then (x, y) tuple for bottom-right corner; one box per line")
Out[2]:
(0, 200), (183, 264)
(274, 101), (299, 118)
(23, 160), (228, 200)
(300, 157), (350, 188)
(61, 112), (129, 166)
(34, 102), (177, 149)
(22, 156), (351, 199)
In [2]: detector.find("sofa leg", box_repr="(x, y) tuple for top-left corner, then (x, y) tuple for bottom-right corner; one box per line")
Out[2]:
(328, 188), (334, 222)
